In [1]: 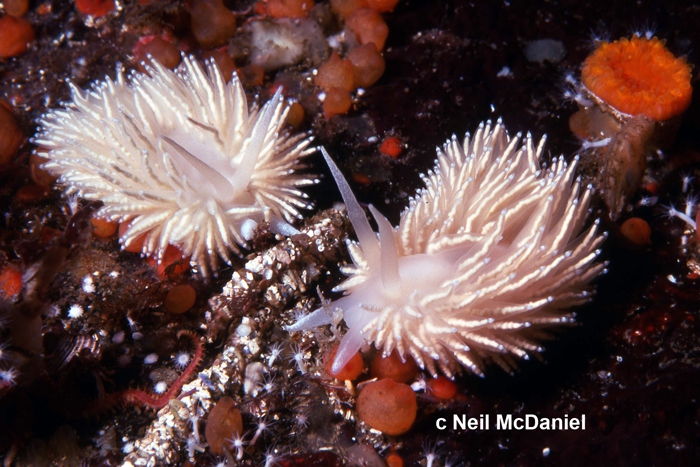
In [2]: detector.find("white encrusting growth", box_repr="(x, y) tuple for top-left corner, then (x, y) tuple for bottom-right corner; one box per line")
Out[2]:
(287, 120), (607, 378)
(665, 203), (697, 230)
(34, 56), (317, 275)
(0, 367), (19, 386)
(67, 304), (85, 319)
(82, 275), (96, 294)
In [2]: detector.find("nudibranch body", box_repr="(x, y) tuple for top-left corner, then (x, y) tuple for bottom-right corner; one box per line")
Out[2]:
(34, 56), (316, 275)
(288, 120), (606, 378)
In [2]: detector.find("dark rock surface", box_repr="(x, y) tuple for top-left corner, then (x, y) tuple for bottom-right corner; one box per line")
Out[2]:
(1, 0), (699, 466)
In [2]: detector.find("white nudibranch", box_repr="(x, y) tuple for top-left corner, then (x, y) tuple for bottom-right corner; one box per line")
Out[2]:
(34, 56), (317, 275)
(287, 120), (607, 378)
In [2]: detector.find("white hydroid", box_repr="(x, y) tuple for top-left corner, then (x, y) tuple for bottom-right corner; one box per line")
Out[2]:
(288, 120), (606, 378)
(34, 56), (316, 275)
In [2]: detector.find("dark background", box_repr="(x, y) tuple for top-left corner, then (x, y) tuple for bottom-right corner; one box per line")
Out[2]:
(2, 0), (700, 465)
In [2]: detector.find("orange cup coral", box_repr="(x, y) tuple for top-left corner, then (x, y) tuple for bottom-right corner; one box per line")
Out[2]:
(581, 35), (692, 122)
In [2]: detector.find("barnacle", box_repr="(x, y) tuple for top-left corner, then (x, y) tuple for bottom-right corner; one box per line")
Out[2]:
(288, 120), (606, 378)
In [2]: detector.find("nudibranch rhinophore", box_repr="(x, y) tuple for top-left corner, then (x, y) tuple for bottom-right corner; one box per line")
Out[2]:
(33, 56), (317, 275)
(288, 120), (607, 378)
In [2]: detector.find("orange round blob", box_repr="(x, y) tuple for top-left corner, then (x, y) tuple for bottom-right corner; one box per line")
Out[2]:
(619, 217), (651, 247)
(165, 284), (197, 314)
(347, 43), (385, 88)
(330, 0), (368, 18)
(240, 64), (265, 87)
(189, 0), (237, 48)
(0, 15), (35, 59)
(285, 101), (305, 128)
(379, 136), (402, 159)
(30, 152), (58, 186)
(644, 181), (659, 195)
(385, 451), (404, 467)
(326, 345), (364, 380)
(581, 35), (693, 121)
(356, 378), (417, 435)
(0, 104), (23, 165)
(323, 87), (352, 119)
(202, 49), (237, 82)
(205, 396), (243, 455)
(316, 52), (355, 92)
(118, 221), (147, 253)
(149, 244), (190, 278)
(75, 0), (115, 17)
(345, 8), (389, 51)
(0, 265), (22, 299)
(91, 217), (118, 238)
(5, 0), (30, 17)
(370, 349), (418, 383)
(267, 0), (314, 18)
(426, 375), (457, 400)
(253, 1), (267, 15)
(367, 0), (399, 13)
(135, 37), (181, 72)
(352, 172), (371, 185)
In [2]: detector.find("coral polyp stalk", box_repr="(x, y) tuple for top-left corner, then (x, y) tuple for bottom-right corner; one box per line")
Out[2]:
(288, 120), (607, 378)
